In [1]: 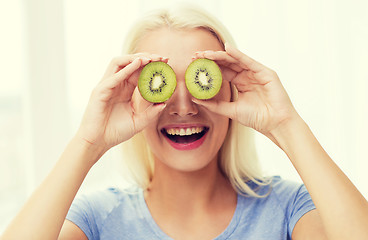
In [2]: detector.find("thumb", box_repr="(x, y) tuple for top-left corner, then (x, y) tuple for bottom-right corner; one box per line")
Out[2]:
(192, 98), (237, 120)
(133, 103), (166, 132)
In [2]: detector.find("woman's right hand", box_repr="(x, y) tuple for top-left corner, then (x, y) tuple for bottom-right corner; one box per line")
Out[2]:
(75, 54), (167, 158)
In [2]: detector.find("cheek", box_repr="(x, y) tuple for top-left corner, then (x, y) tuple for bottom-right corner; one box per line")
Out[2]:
(142, 123), (160, 153)
(213, 82), (231, 137)
(141, 109), (161, 141)
(216, 81), (231, 102)
(218, 114), (230, 133)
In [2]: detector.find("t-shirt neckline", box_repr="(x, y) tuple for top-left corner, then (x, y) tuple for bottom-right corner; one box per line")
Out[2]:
(137, 188), (243, 240)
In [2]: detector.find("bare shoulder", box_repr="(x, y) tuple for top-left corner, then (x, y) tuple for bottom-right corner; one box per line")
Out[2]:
(58, 220), (88, 240)
(292, 209), (328, 240)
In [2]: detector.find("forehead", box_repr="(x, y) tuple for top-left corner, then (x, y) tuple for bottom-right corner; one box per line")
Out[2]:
(135, 28), (223, 66)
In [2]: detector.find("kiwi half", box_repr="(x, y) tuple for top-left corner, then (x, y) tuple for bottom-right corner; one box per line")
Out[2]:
(138, 61), (176, 103)
(185, 58), (222, 100)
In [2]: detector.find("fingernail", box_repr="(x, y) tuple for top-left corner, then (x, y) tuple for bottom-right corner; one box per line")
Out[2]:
(134, 58), (142, 64)
(224, 42), (230, 49)
(154, 102), (166, 110)
(192, 98), (200, 104)
(141, 58), (150, 64)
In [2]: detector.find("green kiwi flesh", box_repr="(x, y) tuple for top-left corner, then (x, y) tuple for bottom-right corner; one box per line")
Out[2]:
(138, 61), (176, 103)
(185, 58), (222, 100)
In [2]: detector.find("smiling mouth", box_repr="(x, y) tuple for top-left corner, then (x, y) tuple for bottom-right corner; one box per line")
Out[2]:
(161, 127), (209, 144)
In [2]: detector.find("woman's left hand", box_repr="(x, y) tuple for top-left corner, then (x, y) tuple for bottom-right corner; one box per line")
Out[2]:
(192, 43), (299, 139)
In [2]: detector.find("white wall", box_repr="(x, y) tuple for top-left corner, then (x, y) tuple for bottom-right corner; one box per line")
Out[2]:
(1, 0), (367, 232)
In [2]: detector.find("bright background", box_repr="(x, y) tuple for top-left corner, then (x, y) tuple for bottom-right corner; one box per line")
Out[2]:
(1, 0), (368, 232)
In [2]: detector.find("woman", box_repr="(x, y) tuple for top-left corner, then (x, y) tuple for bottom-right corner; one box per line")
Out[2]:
(2, 5), (368, 240)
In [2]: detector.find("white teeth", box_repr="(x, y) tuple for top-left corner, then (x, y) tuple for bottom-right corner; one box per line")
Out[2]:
(167, 129), (174, 135)
(165, 127), (205, 136)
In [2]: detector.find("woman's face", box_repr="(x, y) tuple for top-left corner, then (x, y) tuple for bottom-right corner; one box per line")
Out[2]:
(134, 27), (231, 172)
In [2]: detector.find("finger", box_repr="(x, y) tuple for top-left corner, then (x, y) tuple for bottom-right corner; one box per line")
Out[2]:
(136, 52), (169, 62)
(102, 55), (143, 79)
(103, 53), (169, 79)
(193, 51), (243, 73)
(118, 58), (169, 90)
(110, 57), (172, 102)
(194, 50), (236, 64)
(220, 67), (238, 82)
(93, 58), (144, 103)
(192, 98), (237, 120)
(225, 43), (264, 73)
(102, 57), (144, 90)
(231, 72), (256, 92)
(192, 51), (247, 84)
(133, 103), (167, 132)
(149, 54), (169, 62)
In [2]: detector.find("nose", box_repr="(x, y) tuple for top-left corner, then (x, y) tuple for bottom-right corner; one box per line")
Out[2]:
(167, 79), (198, 117)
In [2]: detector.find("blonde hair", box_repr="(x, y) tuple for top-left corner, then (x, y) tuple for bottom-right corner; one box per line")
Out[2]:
(120, 4), (271, 197)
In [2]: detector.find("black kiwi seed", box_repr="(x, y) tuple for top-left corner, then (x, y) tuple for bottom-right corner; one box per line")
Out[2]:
(138, 62), (177, 103)
(185, 59), (222, 100)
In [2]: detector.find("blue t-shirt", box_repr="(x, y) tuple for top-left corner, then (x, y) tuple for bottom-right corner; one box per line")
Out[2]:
(66, 176), (315, 239)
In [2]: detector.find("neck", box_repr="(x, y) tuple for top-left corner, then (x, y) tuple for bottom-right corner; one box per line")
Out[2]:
(143, 155), (238, 239)
(144, 155), (236, 215)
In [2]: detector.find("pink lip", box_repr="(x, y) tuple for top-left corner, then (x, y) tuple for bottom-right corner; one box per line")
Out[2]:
(164, 131), (208, 151)
(160, 123), (209, 151)
(161, 123), (206, 129)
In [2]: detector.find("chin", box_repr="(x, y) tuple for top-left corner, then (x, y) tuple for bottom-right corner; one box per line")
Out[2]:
(153, 148), (219, 174)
